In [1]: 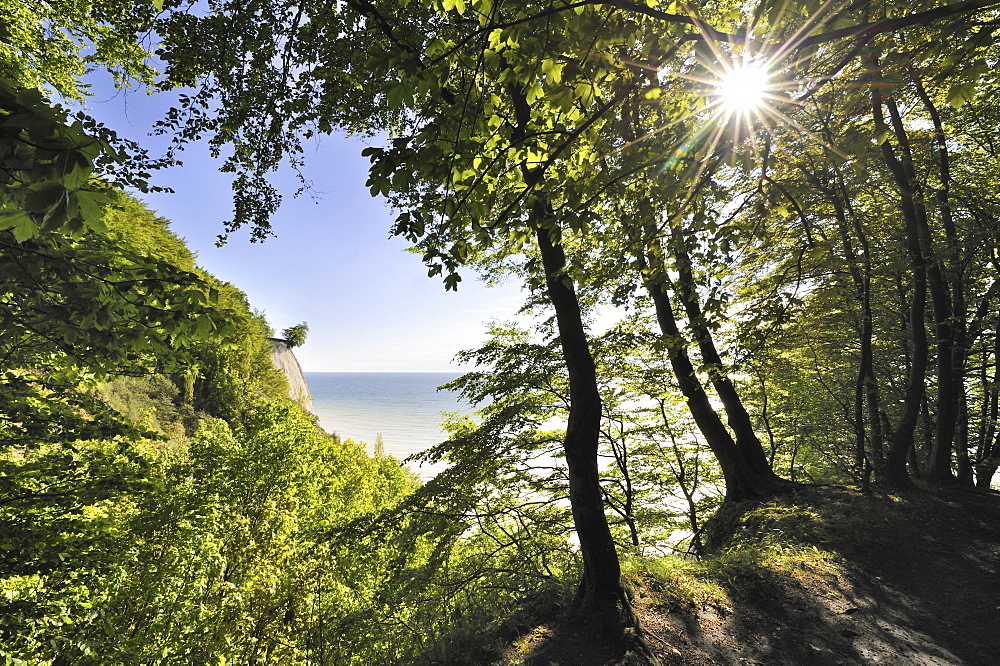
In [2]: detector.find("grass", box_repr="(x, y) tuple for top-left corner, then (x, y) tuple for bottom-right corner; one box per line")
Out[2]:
(628, 486), (890, 614)
(496, 485), (1000, 665)
(628, 539), (839, 615)
(624, 556), (729, 611)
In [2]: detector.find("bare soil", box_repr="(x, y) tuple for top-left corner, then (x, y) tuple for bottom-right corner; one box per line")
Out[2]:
(495, 486), (1000, 666)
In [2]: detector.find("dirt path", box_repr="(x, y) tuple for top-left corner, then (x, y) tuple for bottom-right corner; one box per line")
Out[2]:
(498, 486), (1000, 666)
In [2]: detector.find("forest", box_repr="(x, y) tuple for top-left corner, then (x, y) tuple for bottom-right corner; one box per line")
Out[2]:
(3, 0), (1000, 664)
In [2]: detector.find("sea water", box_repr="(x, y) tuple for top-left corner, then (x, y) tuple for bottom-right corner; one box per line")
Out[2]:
(305, 372), (465, 478)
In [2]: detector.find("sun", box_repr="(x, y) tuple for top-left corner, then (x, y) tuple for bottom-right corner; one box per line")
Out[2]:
(715, 63), (771, 117)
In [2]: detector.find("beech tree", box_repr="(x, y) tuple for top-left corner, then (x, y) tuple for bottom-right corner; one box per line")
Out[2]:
(723, 14), (1000, 490)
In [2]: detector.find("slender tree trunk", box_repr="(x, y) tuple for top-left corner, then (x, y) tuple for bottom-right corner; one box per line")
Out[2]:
(866, 367), (887, 472)
(955, 393), (973, 485)
(873, 84), (926, 489)
(618, 109), (783, 499)
(882, 93), (958, 483)
(827, 179), (879, 480)
(670, 236), (785, 484)
(832, 158), (890, 478)
(914, 79), (968, 486)
(920, 393), (935, 475)
(908, 433), (923, 480)
(638, 253), (780, 501)
(507, 84), (652, 659)
(754, 368), (778, 465)
(975, 313), (1000, 488)
(534, 215), (645, 646)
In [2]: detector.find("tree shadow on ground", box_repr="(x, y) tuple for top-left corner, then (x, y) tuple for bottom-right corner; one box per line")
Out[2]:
(641, 486), (1000, 666)
(494, 486), (1000, 666)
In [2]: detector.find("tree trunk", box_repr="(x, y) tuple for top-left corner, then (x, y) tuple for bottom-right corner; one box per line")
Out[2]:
(671, 238), (786, 484)
(639, 253), (782, 502)
(883, 94), (957, 484)
(975, 460), (999, 490)
(533, 207), (649, 654)
(955, 393), (973, 485)
(915, 79), (969, 486)
(975, 314), (1000, 489)
(827, 174), (882, 480)
(508, 84), (654, 660)
(874, 85), (926, 489)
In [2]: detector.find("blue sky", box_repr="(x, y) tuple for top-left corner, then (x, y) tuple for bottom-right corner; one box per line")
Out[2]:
(83, 77), (524, 372)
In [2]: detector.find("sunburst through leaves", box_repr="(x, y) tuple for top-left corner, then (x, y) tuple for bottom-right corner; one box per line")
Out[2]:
(715, 62), (771, 120)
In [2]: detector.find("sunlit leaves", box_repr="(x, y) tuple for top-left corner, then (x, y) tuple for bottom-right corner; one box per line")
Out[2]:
(0, 0), (157, 99)
(947, 80), (978, 108)
(2, 402), (415, 664)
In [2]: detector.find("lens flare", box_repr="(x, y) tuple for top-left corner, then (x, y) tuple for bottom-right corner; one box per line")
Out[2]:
(716, 64), (770, 117)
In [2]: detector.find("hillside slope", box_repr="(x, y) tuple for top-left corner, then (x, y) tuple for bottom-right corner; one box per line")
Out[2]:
(500, 486), (1000, 666)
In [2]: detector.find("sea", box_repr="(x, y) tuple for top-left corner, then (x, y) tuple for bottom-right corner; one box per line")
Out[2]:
(305, 372), (466, 479)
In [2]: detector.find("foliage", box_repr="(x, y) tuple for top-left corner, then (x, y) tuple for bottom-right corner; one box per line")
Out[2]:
(1, 78), (170, 242)
(0, 104), (567, 661)
(7, 0), (1000, 660)
(0, 0), (157, 99)
(281, 321), (308, 348)
(98, 373), (200, 443)
(87, 403), (412, 665)
(0, 77), (268, 663)
(96, 191), (290, 429)
(142, 0), (1000, 647)
(1, 227), (224, 375)
(323, 430), (578, 663)
(1, 80), (228, 383)
(186, 283), (290, 426)
(1, 80), (116, 241)
(0, 435), (151, 664)
(100, 191), (197, 270)
(2, 403), (416, 664)
(3, 385), (579, 664)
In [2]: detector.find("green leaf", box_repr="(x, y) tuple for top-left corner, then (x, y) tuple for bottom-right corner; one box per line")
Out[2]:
(12, 220), (35, 241)
(946, 81), (976, 108)
(24, 182), (67, 214)
(526, 82), (543, 105)
(386, 83), (410, 110)
(0, 209), (34, 233)
(77, 190), (110, 230)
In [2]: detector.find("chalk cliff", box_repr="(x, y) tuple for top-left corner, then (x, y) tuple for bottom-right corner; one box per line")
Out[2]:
(269, 338), (313, 411)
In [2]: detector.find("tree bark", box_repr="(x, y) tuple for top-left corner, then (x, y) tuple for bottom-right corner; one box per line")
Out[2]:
(873, 83), (926, 489)
(506, 83), (654, 660)
(670, 238), (785, 484)
(915, 79), (974, 486)
(826, 174), (883, 481)
(975, 312), (1000, 489)
(639, 252), (782, 502)
(883, 95), (958, 484)
(534, 214), (647, 649)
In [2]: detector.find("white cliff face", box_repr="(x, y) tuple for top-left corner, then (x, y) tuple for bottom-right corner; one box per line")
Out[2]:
(269, 338), (313, 412)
